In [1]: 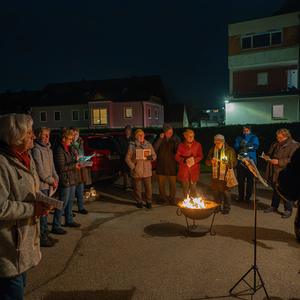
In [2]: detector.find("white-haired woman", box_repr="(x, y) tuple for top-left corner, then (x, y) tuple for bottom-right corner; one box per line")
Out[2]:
(0, 114), (52, 299)
(32, 127), (59, 247)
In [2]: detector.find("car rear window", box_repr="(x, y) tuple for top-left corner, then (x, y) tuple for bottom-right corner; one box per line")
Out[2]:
(87, 137), (118, 150)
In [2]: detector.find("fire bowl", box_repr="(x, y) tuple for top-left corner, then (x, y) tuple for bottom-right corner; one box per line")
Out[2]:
(178, 200), (219, 220)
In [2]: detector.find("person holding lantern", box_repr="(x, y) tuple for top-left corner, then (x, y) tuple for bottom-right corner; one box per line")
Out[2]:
(206, 134), (237, 214)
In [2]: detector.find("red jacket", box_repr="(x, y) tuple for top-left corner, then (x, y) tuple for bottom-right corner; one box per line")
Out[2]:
(175, 140), (203, 181)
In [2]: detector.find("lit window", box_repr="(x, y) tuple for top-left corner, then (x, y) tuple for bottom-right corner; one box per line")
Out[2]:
(148, 107), (151, 119)
(72, 110), (79, 121)
(257, 72), (268, 86)
(125, 108), (132, 119)
(273, 105), (284, 119)
(54, 111), (61, 122)
(213, 109), (219, 113)
(92, 109), (107, 125)
(40, 111), (47, 122)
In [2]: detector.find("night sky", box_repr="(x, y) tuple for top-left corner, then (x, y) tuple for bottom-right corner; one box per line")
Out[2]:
(0, 0), (287, 109)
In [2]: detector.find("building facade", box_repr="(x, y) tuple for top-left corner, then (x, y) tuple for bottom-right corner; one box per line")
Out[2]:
(226, 11), (300, 125)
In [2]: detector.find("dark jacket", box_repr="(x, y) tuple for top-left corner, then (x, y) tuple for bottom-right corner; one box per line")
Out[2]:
(153, 133), (181, 176)
(69, 141), (87, 184)
(266, 137), (299, 182)
(206, 143), (237, 191)
(175, 140), (203, 181)
(54, 142), (78, 188)
(119, 134), (135, 172)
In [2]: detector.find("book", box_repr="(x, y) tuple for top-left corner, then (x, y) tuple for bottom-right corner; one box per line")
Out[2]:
(80, 161), (93, 167)
(186, 156), (195, 168)
(259, 151), (271, 161)
(136, 149), (151, 160)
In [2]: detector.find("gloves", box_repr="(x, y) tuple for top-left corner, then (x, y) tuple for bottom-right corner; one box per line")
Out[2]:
(147, 155), (153, 161)
(241, 140), (247, 147)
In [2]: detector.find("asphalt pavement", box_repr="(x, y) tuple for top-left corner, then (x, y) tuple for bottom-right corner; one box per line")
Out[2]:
(23, 171), (300, 300)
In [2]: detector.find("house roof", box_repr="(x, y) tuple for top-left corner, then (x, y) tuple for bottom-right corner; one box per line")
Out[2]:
(273, 0), (300, 16)
(0, 75), (168, 112)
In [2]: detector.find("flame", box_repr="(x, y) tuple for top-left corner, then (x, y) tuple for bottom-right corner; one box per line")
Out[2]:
(180, 194), (207, 209)
(180, 194), (218, 210)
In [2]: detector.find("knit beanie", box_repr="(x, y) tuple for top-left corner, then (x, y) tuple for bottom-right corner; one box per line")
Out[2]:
(243, 124), (252, 132)
(183, 129), (194, 139)
(214, 134), (225, 142)
(125, 125), (132, 132)
(135, 129), (145, 138)
(163, 123), (173, 133)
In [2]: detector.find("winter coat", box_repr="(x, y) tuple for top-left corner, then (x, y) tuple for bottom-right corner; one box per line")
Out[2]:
(205, 143), (237, 191)
(31, 140), (59, 191)
(125, 139), (157, 178)
(69, 141), (87, 184)
(0, 140), (41, 278)
(175, 140), (203, 182)
(54, 142), (79, 188)
(266, 137), (299, 182)
(153, 133), (181, 176)
(119, 134), (135, 173)
(234, 133), (259, 165)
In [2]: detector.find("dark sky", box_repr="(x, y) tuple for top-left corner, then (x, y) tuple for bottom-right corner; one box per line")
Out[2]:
(0, 0), (287, 109)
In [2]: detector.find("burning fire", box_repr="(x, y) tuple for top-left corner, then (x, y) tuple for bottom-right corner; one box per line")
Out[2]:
(180, 194), (217, 209)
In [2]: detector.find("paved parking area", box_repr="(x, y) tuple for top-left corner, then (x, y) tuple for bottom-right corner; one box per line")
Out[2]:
(23, 172), (300, 300)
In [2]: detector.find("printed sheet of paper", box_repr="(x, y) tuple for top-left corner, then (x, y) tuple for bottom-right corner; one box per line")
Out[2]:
(49, 186), (57, 197)
(136, 149), (150, 160)
(36, 192), (63, 210)
(80, 161), (93, 167)
(186, 156), (195, 168)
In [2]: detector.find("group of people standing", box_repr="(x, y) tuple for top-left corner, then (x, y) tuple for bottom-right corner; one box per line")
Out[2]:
(122, 124), (238, 215)
(121, 123), (299, 221)
(1, 112), (299, 300)
(0, 114), (92, 299)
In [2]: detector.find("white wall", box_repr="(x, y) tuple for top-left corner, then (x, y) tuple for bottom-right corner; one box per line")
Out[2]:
(225, 95), (299, 125)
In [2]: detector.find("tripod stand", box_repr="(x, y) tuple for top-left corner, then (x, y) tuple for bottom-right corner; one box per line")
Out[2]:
(229, 158), (269, 299)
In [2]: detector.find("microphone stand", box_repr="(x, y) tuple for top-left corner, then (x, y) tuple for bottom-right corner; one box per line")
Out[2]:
(229, 156), (269, 299)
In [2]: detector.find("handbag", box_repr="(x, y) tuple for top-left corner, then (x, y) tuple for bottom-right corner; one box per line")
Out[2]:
(226, 168), (238, 188)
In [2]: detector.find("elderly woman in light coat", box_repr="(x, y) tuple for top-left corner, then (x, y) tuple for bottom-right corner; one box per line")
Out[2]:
(126, 129), (156, 209)
(32, 127), (59, 247)
(0, 114), (52, 299)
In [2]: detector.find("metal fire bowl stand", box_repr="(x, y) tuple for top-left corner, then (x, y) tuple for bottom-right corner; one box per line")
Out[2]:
(177, 204), (219, 237)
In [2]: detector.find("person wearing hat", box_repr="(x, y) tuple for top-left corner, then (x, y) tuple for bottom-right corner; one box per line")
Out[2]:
(119, 125), (135, 189)
(175, 129), (203, 199)
(153, 123), (181, 205)
(206, 134), (237, 214)
(234, 124), (259, 203)
(125, 129), (157, 209)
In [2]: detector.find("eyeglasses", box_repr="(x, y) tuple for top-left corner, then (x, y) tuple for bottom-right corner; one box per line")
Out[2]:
(277, 136), (285, 140)
(65, 137), (73, 141)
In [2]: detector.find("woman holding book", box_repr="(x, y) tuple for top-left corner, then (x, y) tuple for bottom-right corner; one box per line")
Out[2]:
(175, 129), (203, 199)
(125, 129), (156, 209)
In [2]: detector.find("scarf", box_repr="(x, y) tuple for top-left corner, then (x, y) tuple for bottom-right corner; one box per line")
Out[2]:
(9, 146), (31, 170)
(212, 144), (227, 180)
